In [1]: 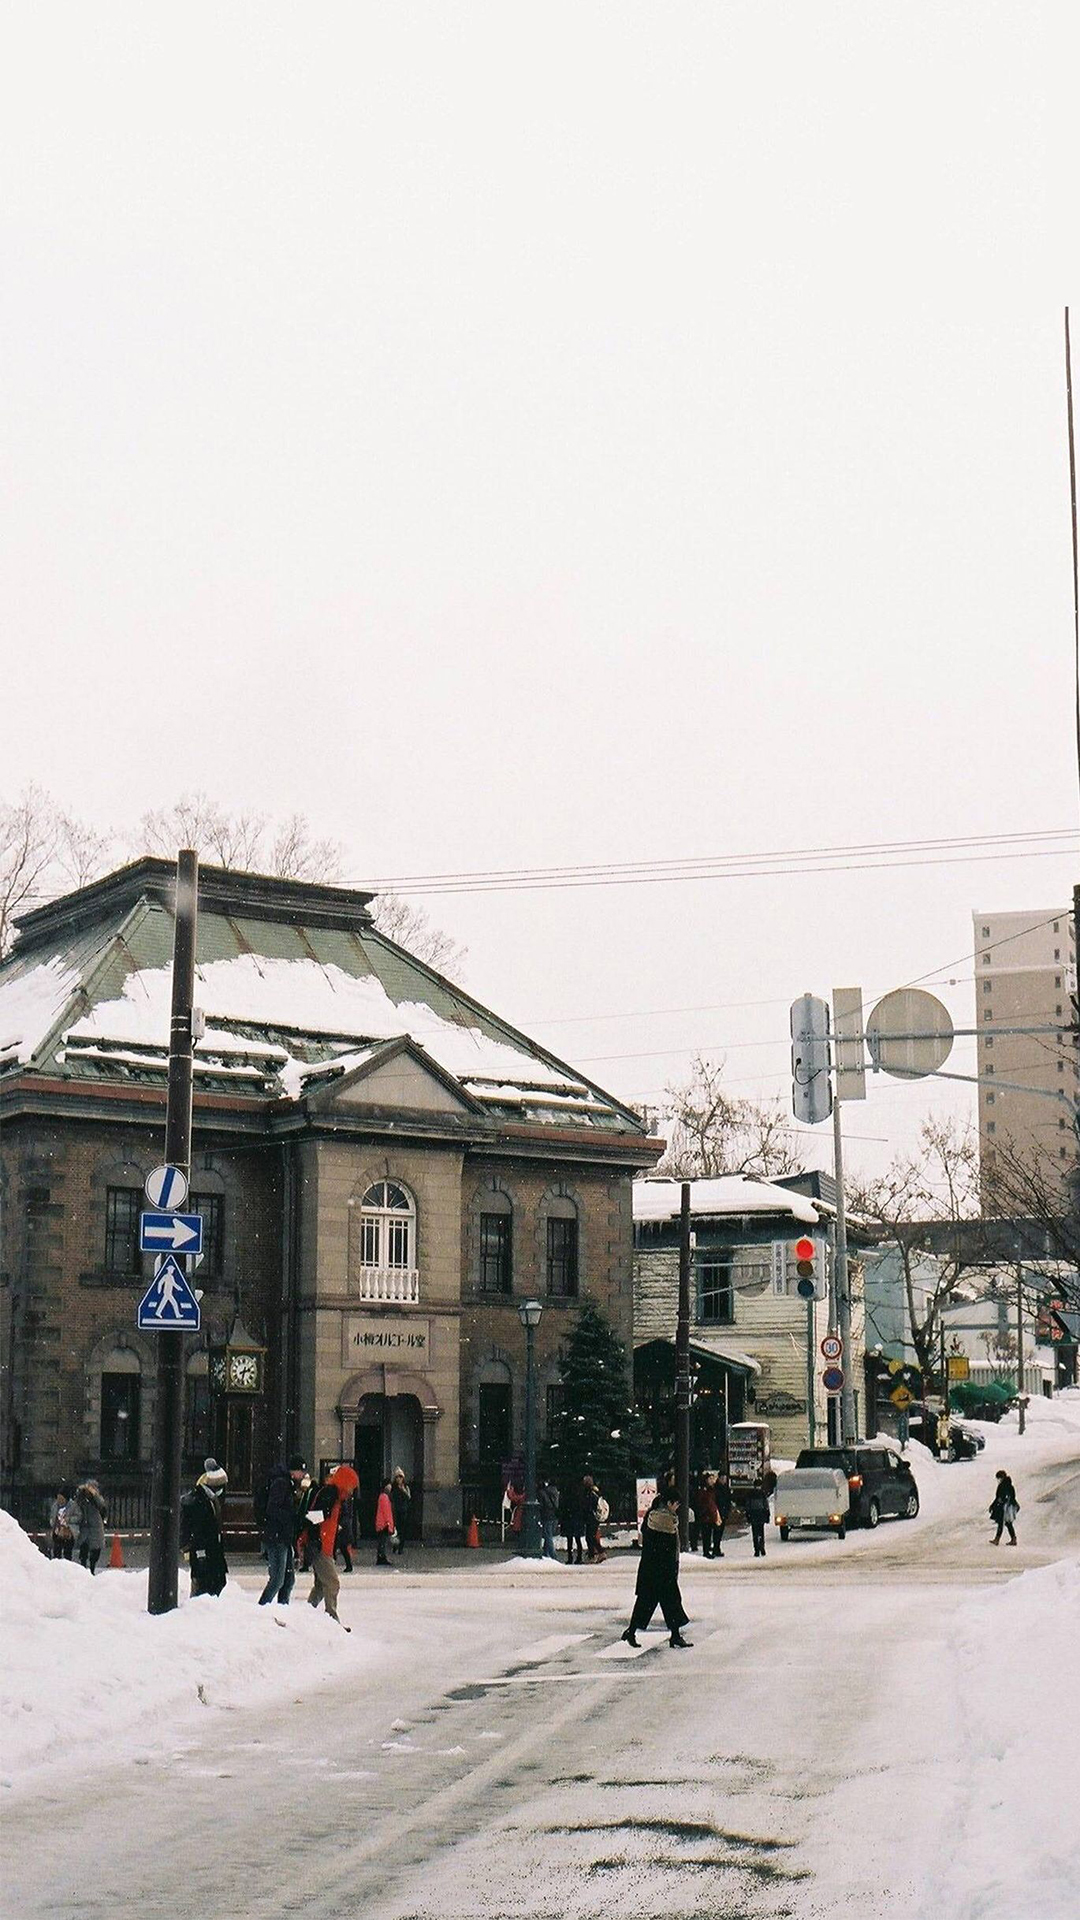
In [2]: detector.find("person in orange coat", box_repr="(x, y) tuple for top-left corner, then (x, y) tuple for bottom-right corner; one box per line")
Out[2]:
(303, 1464), (359, 1626)
(375, 1477), (397, 1567)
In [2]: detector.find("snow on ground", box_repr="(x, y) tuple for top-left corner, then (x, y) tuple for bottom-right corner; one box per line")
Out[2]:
(0, 1512), (375, 1793)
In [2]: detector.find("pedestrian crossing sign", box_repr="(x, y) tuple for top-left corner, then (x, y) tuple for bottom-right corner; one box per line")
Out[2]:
(137, 1254), (201, 1330)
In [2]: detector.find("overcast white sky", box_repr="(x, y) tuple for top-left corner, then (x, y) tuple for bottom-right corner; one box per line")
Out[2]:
(3, 6), (1077, 1181)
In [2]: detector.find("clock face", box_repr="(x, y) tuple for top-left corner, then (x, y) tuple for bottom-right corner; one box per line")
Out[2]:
(210, 1355), (227, 1393)
(228, 1352), (259, 1391)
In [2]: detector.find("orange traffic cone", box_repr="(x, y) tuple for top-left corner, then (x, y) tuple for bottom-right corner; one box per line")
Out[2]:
(465, 1514), (480, 1549)
(109, 1532), (124, 1569)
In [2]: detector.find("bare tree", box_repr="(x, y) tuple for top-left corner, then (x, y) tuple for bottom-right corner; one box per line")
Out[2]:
(136, 795), (267, 871)
(268, 813), (344, 883)
(1, 786), (118, 953)
(368, 892), (466, 977)
(657, 1054), (803, 1182)
(849, 1117), (981, 1380)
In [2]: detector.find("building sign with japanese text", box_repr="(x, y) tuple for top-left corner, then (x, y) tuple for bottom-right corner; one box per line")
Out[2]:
(344, 1315), (431, 1365)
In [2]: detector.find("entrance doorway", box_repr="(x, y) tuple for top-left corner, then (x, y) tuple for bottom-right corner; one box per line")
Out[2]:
(353, 1393), (424, 1539)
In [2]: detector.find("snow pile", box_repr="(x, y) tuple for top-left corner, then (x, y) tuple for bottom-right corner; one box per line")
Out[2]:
(933, 1557), (1080, 1919)
(0, 1513), (374, 1792)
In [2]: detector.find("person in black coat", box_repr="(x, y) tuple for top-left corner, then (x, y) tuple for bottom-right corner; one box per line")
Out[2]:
(560, 1479), (588, 1565)
(182, 1461), (229, 1596)
(621, 1493), (691, 1648)
(989, 1470), (1019, 1546)
(714, 1470), (733, 1557)
(741, 1471), (775, 1559)
(259, 1457), (307, 1604)
(390, 1468), (412, 1557)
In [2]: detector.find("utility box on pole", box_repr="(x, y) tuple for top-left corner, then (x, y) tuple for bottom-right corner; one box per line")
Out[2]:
(791, 994), (833, 1125)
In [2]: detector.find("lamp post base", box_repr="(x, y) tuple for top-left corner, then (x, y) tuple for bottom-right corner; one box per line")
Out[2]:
(521, 1501), (543, 1556)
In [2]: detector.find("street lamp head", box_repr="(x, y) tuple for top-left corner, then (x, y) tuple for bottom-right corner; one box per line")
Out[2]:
(518, 1298), (544, 1330)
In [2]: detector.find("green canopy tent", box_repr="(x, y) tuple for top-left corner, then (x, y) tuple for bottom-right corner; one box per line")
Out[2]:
(950, 1379), (1013, 1416)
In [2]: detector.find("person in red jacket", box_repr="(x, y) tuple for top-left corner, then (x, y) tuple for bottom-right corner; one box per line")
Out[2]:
(303, 1465), (359, 1626)
(374, 1478), (396, 1567)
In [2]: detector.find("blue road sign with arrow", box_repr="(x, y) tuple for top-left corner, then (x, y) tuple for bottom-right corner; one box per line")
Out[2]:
(140, 1212), (203, 1254)
(137, 1255), (201, 1330)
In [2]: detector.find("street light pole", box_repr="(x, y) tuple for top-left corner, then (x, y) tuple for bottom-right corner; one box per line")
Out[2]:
(518, 1298), (544, 1554)
(675, 1182), (692, 1551)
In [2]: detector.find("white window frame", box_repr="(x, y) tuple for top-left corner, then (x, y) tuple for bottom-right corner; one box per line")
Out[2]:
(358, 1181), (416, 1271)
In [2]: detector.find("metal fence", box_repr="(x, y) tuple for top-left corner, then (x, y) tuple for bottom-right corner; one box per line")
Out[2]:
(4, 1479), (153, 1534)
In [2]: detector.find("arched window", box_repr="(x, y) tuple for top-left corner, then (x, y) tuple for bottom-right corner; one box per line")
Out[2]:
(479, 1190), (513, 1295)
(99, 1346), (141, 1461)
(359, 1181), (416, 1272)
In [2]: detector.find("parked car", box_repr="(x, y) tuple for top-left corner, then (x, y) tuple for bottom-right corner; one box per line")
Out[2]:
(946, 1421), (985, 1461)
(906, 1408), (985, 1461)
(773, 1468), (849, 1541)
(794, 1444), (919, 1528)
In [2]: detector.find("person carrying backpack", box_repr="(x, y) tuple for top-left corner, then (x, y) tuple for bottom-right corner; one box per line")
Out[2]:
(302, 1465), (359, 1625)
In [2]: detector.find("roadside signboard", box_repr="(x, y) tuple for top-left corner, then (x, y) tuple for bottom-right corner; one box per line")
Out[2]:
(822, 1366), (844, 1394)
(139, 1211), (203, 1254)
(821, 1335), (843, 1362)
(947, 1355), (970, 1382)
(137, 1254), (201, 1330)
(889, 1384), (914, 1410)
(144, 1164), (189, 1210)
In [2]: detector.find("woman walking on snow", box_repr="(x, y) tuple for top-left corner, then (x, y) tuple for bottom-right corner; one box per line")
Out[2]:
(621, 1491), (691, 1649)
(375, 1477), (397, 1566)
(989, 1469), (1019, 1546)
(74, 1479), (108, 1574)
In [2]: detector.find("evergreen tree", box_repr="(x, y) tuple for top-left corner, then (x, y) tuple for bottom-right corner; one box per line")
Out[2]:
(544, 1297), (645, 1490)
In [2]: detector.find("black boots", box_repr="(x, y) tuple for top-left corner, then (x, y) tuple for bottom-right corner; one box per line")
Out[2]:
(669, 1633), (692, 1649)
(621, 1628), (639, 1647)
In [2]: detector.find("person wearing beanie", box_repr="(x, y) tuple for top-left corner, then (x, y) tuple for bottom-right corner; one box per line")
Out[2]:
(180, 1461), (229, 1596)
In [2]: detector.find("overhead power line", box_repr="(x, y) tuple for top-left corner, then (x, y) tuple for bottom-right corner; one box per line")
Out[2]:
(360, 829), (1077, 898)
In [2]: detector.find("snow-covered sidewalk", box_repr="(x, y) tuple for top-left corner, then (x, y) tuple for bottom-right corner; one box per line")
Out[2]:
(0, 1512), (375, 1793)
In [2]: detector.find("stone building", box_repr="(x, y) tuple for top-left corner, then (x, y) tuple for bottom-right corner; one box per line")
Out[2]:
(632, 1173), (868, 1462)
(0, 860), (657, 1537)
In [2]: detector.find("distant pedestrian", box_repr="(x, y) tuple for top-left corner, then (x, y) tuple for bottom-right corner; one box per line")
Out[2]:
(258, 1456), (307, 1605)
(714, 1470), (733, 1557)
(74, 1479), (108, 1575)
(989, 1470), (1019, 1547)
(741, 1473), (774, 1559)
(561, 1479), (588, 1565)
(335, 1487), (356, 1572)
(48, 1482), (75, 1561)
(621, 1492), (691, 1649)
(538, 1477), (560, 1559)
(583, 1474), (607, 1563)
(303, 1465), (359, 1624)
(374, 1477), (397, 1567)
(696, 1472), (722, 1559)
(390, 1467), (412, 1556)
(181, 1460), (228, 1596)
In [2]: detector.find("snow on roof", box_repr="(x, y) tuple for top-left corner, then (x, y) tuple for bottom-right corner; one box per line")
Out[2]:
(0, 954), (79, 1065)
(633, 1175), (819, 1226)
(65, 955), (579, 1099)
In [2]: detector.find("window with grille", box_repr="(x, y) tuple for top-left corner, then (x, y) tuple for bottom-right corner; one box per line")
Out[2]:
(546, 1216), (578, 1297)
(696, 1255), (734, 1324)
(190, 1193), (224, 1276)
(358, 1181), (415, 1269)
(105, 1188), (141, 1273)
(479, 1211), (512, 1293)
(546, 1383), (563, 1434)
(101, 1371), (140, 1459)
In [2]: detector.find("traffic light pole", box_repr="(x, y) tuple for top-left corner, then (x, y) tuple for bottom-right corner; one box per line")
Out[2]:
(831, 1093), (856, 1445)
(147, 849), (198, 1616)
(675, 1182), (691, 1552)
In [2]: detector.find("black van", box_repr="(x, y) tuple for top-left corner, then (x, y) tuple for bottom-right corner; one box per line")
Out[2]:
(794, 1444), (919, 1528)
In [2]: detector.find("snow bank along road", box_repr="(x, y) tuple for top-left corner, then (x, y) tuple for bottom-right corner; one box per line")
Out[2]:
(3, 1430), (1079, 1920)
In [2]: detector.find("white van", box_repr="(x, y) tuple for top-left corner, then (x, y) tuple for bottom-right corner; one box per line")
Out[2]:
(773, 1467), (850, 1541)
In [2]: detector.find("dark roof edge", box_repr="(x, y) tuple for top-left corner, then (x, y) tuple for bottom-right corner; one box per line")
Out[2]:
(11, 857), (376, 951)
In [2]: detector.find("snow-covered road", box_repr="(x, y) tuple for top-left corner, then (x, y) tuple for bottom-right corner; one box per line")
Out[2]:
(4, 1411), (1079, 1920)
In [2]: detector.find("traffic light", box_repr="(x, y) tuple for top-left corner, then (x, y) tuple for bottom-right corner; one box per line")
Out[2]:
(790, 993), (833, 1125)
(794, 1235), (825, 1299)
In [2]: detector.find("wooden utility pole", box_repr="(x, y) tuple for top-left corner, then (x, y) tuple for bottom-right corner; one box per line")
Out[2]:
(675, 1183), (691, 1550)
(147, 850), (198, 1614)
(1016, 1263), (1026, 1437)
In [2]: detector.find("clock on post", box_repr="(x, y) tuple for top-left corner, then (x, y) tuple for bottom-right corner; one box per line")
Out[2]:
(207, 1313), (267, 1494)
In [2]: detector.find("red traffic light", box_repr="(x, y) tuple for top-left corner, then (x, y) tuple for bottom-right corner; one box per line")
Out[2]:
(794, 1237), (815, 1262)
